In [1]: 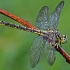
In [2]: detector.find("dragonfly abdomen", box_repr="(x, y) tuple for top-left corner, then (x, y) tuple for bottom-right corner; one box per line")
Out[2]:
(0, 21), (47, 35)
(0, 21), (59, 37)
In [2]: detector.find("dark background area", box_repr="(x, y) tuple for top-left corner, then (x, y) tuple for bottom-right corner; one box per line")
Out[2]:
(0, 0), (70, 70)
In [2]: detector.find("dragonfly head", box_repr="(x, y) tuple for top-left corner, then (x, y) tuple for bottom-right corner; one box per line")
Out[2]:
(61, 35), (67, 44)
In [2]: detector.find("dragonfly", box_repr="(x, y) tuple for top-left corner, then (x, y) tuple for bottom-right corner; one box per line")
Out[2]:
(0, 1), (68, 68)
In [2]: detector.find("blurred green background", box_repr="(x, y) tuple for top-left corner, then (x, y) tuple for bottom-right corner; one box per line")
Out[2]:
(0, 0), (70, 70)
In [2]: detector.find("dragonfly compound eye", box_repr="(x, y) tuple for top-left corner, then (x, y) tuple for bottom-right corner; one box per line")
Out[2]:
(61, 35), (67, 44)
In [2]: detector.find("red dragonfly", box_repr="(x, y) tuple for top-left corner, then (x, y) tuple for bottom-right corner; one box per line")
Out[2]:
(0, 1), (70, 68)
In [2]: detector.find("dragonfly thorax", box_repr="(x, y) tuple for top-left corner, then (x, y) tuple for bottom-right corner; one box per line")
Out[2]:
(41, 29), (67, 46)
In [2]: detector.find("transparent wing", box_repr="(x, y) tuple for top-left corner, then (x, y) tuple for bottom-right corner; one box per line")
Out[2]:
(45, 41), (56, 66)
(50, 1), (64, 29)
(30, 36), (46, 68)
(45, 33), (56, 66)
(36, 6), (49, 30)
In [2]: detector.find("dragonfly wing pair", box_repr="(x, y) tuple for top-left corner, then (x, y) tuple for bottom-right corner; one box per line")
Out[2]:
(30, 1), (64, 68)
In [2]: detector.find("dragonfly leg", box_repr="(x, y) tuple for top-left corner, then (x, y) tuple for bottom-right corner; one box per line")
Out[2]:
(55, 43), (59, 48)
